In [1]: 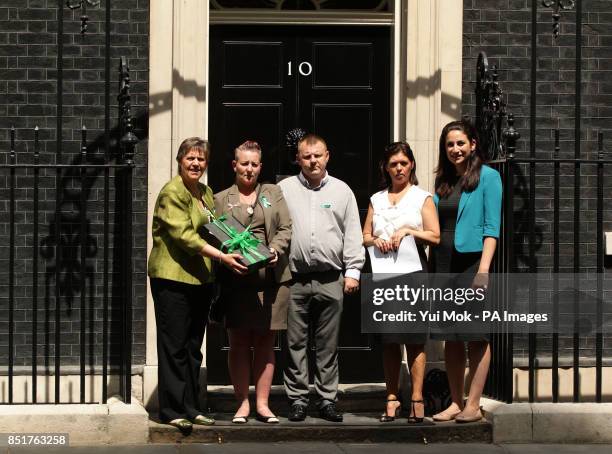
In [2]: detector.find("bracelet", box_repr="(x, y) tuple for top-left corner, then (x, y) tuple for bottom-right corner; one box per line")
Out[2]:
(215, 250), (223, 262)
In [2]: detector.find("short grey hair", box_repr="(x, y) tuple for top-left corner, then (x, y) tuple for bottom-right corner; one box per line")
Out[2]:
(176, 137), (210, 164)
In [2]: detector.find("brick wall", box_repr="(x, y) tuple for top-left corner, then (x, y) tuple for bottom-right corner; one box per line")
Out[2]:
(2, 0), (609, 380)
(462, 0), (612, 364)
(0, 0), (148, 370)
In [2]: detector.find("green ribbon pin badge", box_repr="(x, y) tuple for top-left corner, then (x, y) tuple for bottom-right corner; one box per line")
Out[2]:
(260, 195), (272, 208)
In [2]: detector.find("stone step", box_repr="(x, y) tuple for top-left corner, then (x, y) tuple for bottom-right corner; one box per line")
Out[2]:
(149, 413), (492, 444)
(205, 384), (388, 414)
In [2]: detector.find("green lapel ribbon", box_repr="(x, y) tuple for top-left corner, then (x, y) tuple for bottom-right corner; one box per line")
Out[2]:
(212, 215), (267, 265)
(260, 195), (271, 208)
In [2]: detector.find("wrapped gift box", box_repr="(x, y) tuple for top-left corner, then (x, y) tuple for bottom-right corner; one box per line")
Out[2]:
(200, 214), (273, 272)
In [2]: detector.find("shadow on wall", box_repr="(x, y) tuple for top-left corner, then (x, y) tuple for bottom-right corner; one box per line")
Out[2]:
(36, 109), (148, 377)
(148, 69), (207, 119)
(405, 69), (462, 119)
(34, 66), (206, 381)
(510, 161), (543, 271)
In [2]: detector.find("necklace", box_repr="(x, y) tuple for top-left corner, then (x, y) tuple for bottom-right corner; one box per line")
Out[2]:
(239, 191), (257, 216)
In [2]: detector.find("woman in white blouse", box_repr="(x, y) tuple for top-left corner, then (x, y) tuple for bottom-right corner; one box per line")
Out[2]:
(363, 142), (440, 423)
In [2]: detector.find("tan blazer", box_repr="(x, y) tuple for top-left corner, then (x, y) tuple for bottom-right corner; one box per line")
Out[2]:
(148, 175), (214, 285)
(214, 183), (292, 283)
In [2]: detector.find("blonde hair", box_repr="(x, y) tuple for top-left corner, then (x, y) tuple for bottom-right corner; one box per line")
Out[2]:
(298, 133), (327, 152)
(234, 140), (262, 160)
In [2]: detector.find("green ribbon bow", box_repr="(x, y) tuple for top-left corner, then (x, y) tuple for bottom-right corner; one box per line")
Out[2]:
(213, 215), (267, 265)
(260, 195), (272, 208)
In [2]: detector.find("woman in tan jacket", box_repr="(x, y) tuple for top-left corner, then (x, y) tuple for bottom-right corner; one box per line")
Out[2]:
(214, 140), (292, 424)
(148, 137), (245, 432)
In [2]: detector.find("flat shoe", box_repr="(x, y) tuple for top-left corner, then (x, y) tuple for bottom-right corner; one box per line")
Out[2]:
(455, 410), (483, 423)
(232, 416), (248, 424)
(168, 418), (193, 434)
(256, 413), (279, 424)
(192, 414), (215, 426)
(432, 409), (461, 422)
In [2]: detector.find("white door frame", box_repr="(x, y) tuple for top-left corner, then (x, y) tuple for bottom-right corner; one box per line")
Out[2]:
(144, 0), (463, 410)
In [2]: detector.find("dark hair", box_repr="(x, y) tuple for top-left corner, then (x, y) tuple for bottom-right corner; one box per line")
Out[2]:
(234, 140), (262, 159)
(379, 142), (418, 189)
(297, 133), (327, 152)
(434, 119), (483, 198)
(176, 137), (210, 170)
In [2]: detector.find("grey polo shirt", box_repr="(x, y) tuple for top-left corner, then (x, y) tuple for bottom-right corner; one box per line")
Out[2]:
(278, 172), (365, 280)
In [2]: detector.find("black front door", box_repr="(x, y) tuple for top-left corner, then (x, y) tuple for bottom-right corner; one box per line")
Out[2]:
(207, 25), (390, 384)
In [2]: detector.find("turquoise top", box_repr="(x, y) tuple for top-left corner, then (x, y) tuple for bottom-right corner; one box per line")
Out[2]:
(433, 165), (502, 253)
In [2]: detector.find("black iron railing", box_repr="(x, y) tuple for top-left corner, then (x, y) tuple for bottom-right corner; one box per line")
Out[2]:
(497, 133), (610, 404)
(0, 0), (136, 405)
(1, 129), (134, 404)
(477, 0), (610, 405)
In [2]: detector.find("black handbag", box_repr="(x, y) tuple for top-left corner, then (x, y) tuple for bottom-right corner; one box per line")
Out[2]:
(207, 280), (225, 324)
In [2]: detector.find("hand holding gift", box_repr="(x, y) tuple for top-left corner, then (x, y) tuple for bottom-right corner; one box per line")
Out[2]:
(201, 211), (274, 273)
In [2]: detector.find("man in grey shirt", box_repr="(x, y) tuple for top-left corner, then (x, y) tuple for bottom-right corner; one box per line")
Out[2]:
(278, 133), (365, 422)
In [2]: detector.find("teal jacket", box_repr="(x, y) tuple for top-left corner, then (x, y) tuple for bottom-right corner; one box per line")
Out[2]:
(433, 165), (502, 253)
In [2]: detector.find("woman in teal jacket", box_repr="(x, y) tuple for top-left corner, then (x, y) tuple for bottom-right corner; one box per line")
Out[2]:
(430, 119), (502, 423)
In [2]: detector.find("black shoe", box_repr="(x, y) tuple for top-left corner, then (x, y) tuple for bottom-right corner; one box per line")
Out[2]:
(256, 412), (280, 424)
(288, 404), (307, 422)
(319, 403), (343, 422)
(380, 398), (401, 423)
(407, 400), (425, 424)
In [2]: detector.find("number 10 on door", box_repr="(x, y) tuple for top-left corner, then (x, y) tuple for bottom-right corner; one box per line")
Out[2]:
(288, 61), (312, 76)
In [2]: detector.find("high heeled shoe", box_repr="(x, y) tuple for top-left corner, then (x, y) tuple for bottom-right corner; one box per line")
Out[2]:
(407, 400), (424, 424)
(379, 398), (401, 422)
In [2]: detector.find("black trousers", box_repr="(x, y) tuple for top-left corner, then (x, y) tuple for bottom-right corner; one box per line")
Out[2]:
(150, 278), (212, 422)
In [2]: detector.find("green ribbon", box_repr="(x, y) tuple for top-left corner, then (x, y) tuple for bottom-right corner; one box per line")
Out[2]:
(260, 195), (271, 208)
(212, 215), (267, 265)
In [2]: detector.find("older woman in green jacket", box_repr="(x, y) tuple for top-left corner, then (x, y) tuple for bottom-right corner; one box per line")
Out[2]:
(148, 137), (246, 432)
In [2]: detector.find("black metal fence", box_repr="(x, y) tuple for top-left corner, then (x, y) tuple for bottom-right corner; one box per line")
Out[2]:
(476, 0), (611, 405)
(0, 1), (137, 405)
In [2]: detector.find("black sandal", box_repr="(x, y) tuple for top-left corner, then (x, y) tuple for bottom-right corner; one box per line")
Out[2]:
(380, 398), (401, 422)
(407, 400), (424, 424)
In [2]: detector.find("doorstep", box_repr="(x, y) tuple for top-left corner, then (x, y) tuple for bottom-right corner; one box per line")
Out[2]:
(205, 383), (389, 414)
(149, 413), (492, 444)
